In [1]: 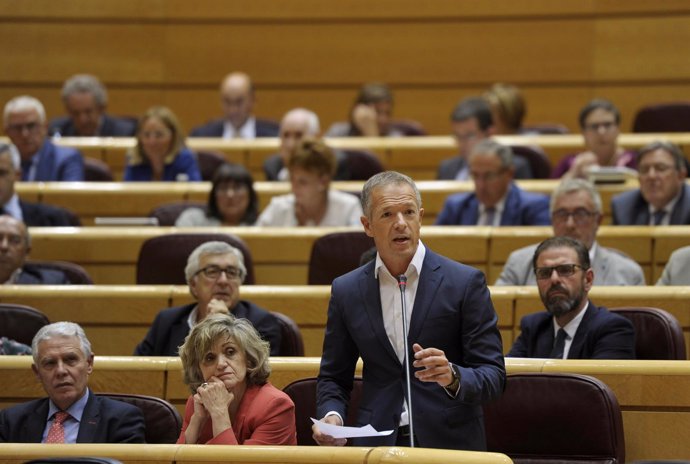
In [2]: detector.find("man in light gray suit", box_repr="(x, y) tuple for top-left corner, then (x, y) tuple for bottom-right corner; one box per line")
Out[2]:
(495, 178), (645, 286)
(657, 245), (690, 285)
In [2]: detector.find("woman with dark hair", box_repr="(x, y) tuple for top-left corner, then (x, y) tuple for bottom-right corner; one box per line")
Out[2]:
(176, 163), (258, 226)
(124, 106), (202, 182)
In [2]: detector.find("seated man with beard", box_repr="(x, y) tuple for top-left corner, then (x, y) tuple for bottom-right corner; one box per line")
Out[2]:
(507, 236), (635, 359)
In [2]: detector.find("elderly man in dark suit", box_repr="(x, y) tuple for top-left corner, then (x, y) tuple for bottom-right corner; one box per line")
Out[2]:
(435, 139), (550, 226)
(4, 96), (84, 182)
(49, 74), (137, 137)
(612, 141), (690, 225)
(189, 72), (279, 139)
(507, 236), (635, 359)
(313, 171), (505, 450)
(134, 241), (281, 356)
(0, 322), (146, 443)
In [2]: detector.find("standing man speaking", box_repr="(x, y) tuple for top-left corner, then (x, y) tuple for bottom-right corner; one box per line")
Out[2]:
(313, 171), (505, 450)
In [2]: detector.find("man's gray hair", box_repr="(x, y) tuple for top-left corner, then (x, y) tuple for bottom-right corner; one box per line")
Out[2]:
(184, 241), (247, 283)
(3, 96), (46, 125)
(469, 139), (514, 169)
(360, 171), (421, 218)
(550, 178), (602, 215)
(282, 108), (320, 135)
(31, 321), (92, 363)
(61, 74), (108, 107)
(0, 143), (20, 170)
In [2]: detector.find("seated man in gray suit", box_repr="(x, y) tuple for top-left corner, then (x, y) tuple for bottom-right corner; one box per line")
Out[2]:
(437, 96), (532, 180)
(612, 141), (690, 225)
(0, 215), (70, 284)
(657, 245), (690, 285)
(496, 178), (645, 286)
(507, 236), (635, 359)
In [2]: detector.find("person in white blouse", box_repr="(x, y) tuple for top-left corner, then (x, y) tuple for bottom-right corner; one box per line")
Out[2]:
(256, 138), (363, 227)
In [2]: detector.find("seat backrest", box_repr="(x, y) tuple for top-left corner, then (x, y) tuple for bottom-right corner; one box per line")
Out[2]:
(342, 149), (384, 181)
(523, 123), (570, 135)
(633, 102), (690, 132)
(0, 303), (50, 346)
(484, 372), (625, 464)
(136, 233), (255, 285)
(509, 144), (552, 179)
(308, 231), (375, 285)
(196, 150), (227, 181)
(25, 459), (123, 464)
(272, 311), (305, 356)
(24, 260), (94, 284)
(83, 157), (114, 182)
(610, 307), (686, 360)
(148, 201), (206, 226)
(390, 119), (426, 136)
(282, 377), (363, 446)
(97, 393), (182, 444)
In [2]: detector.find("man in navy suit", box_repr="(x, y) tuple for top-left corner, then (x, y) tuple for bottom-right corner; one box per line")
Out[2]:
(134, 241), (281, 356)
(4, 96), (84, 181)
(507, 236), (635, 359)
(313, 171), (505, 450)
(435, 139), (550, 226)
(189, 72), (279, 139)
(0, 321), (145, 442)
(0, 215), (70, 285)
(612, 141), (690, 225)
(48, 74), (136, 137)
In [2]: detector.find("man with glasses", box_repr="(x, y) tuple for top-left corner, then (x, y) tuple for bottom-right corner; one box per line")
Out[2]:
(3, 95), (84, 181)
(507, 236), (635, 359)
(612, 141), (690, 225)
(435, 139), (549, 225)
(496, 178), (644, 285)
(134, 241), (281, 356)
(437, 97), (532, 180)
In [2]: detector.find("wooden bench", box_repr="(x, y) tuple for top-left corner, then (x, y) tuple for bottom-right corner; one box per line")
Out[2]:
(1, 356), (689, 461)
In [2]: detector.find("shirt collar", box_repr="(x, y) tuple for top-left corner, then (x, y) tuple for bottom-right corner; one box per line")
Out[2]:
(187, 305), (199, 330)
(47, 387), (90, 422)
(223, 117), (256, 139)
(553, 300), (590, 339)
(648, 188), (683, 217)
(479, 194), (507, 216)
(374, 241), (426, 280)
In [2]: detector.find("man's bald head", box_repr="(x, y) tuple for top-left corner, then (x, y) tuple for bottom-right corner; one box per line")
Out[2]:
(279, 108), (321, 162)
(220, 72), (255, 129)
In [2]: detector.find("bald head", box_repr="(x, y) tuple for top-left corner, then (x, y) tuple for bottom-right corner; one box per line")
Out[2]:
(220, 72), (255, 129)
(279, 108), (321, 162)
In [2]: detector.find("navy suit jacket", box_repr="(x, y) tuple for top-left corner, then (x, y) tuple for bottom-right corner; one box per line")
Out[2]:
(435, 183), (551, 226)
(507, 303), (635, 359)
(611, 183), (690, 225)
(316, 248), (505, 450)
(134, 301), (282, 356)
(22, 140), (84, 182)
(48, 114), (137, 137)
(16, 266), (70, 284)
(189, 118), (279, 138)
(0, 390), (145, 443)
(20, 199), (78, 227)
(437, 154), (533, 180)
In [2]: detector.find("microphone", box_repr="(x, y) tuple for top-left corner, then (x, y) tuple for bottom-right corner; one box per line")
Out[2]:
(397, 274), (415, 447)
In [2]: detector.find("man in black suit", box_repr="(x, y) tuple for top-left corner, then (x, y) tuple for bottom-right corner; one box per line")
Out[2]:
(0, 214), (69, 284)
(0, 143), (77, 227)
(0, 321), (146, 443)
(437, 97), (533, 180)
(49, 74), (136, 137)
(189, 72), (279, 138)
(507, 236), (635, 359)
(611, 141), (690, 225)
(134, 241), (281, 356)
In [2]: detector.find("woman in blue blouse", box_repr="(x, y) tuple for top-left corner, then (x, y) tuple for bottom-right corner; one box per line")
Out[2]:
(124, 106), (201, 182)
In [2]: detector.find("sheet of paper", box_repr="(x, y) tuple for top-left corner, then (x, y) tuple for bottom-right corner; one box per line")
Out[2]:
(310, 418), (393, 439)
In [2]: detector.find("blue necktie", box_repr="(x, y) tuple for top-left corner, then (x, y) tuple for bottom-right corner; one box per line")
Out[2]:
(550, 329), (567, 359)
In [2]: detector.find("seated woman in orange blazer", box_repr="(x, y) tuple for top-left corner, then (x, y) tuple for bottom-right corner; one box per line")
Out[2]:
(177, 313), (296, 445)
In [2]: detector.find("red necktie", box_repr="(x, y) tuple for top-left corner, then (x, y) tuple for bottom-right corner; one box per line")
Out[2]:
(45, 411), (69, 443)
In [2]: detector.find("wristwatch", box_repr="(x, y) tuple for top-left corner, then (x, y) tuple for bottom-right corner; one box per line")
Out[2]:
(445, 362), (460, 392)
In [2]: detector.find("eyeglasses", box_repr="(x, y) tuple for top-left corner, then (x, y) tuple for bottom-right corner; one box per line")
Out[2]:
(638, 163), (675, 176)
(534, 263), (585, 280)
(195, 266), (242, 280)
(551, 208), (598, 225)
(584, 121), (617, 132)
(470, 168), (507, 183)
(216, 183), (248, 194)
(6, 121), (40, 134)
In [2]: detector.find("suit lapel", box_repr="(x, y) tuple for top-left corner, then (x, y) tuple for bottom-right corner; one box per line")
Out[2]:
(26, 399), (49, 442)
(359, 263), (400, 365)
(76, 390), (100, 443)
(407, 252), (442, 343)
(593, 247), (609, 283)
(534, 318), (556, 358)
(671, 183), (690, 224)
(467, 197), (480, 225)
(567, 303), (595, 358)
(500, 185), (519, 225)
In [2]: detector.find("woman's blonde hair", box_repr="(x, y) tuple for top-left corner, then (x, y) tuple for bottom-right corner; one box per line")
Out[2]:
(178, 313), (271, 393)
(130, 106), (185, 165)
